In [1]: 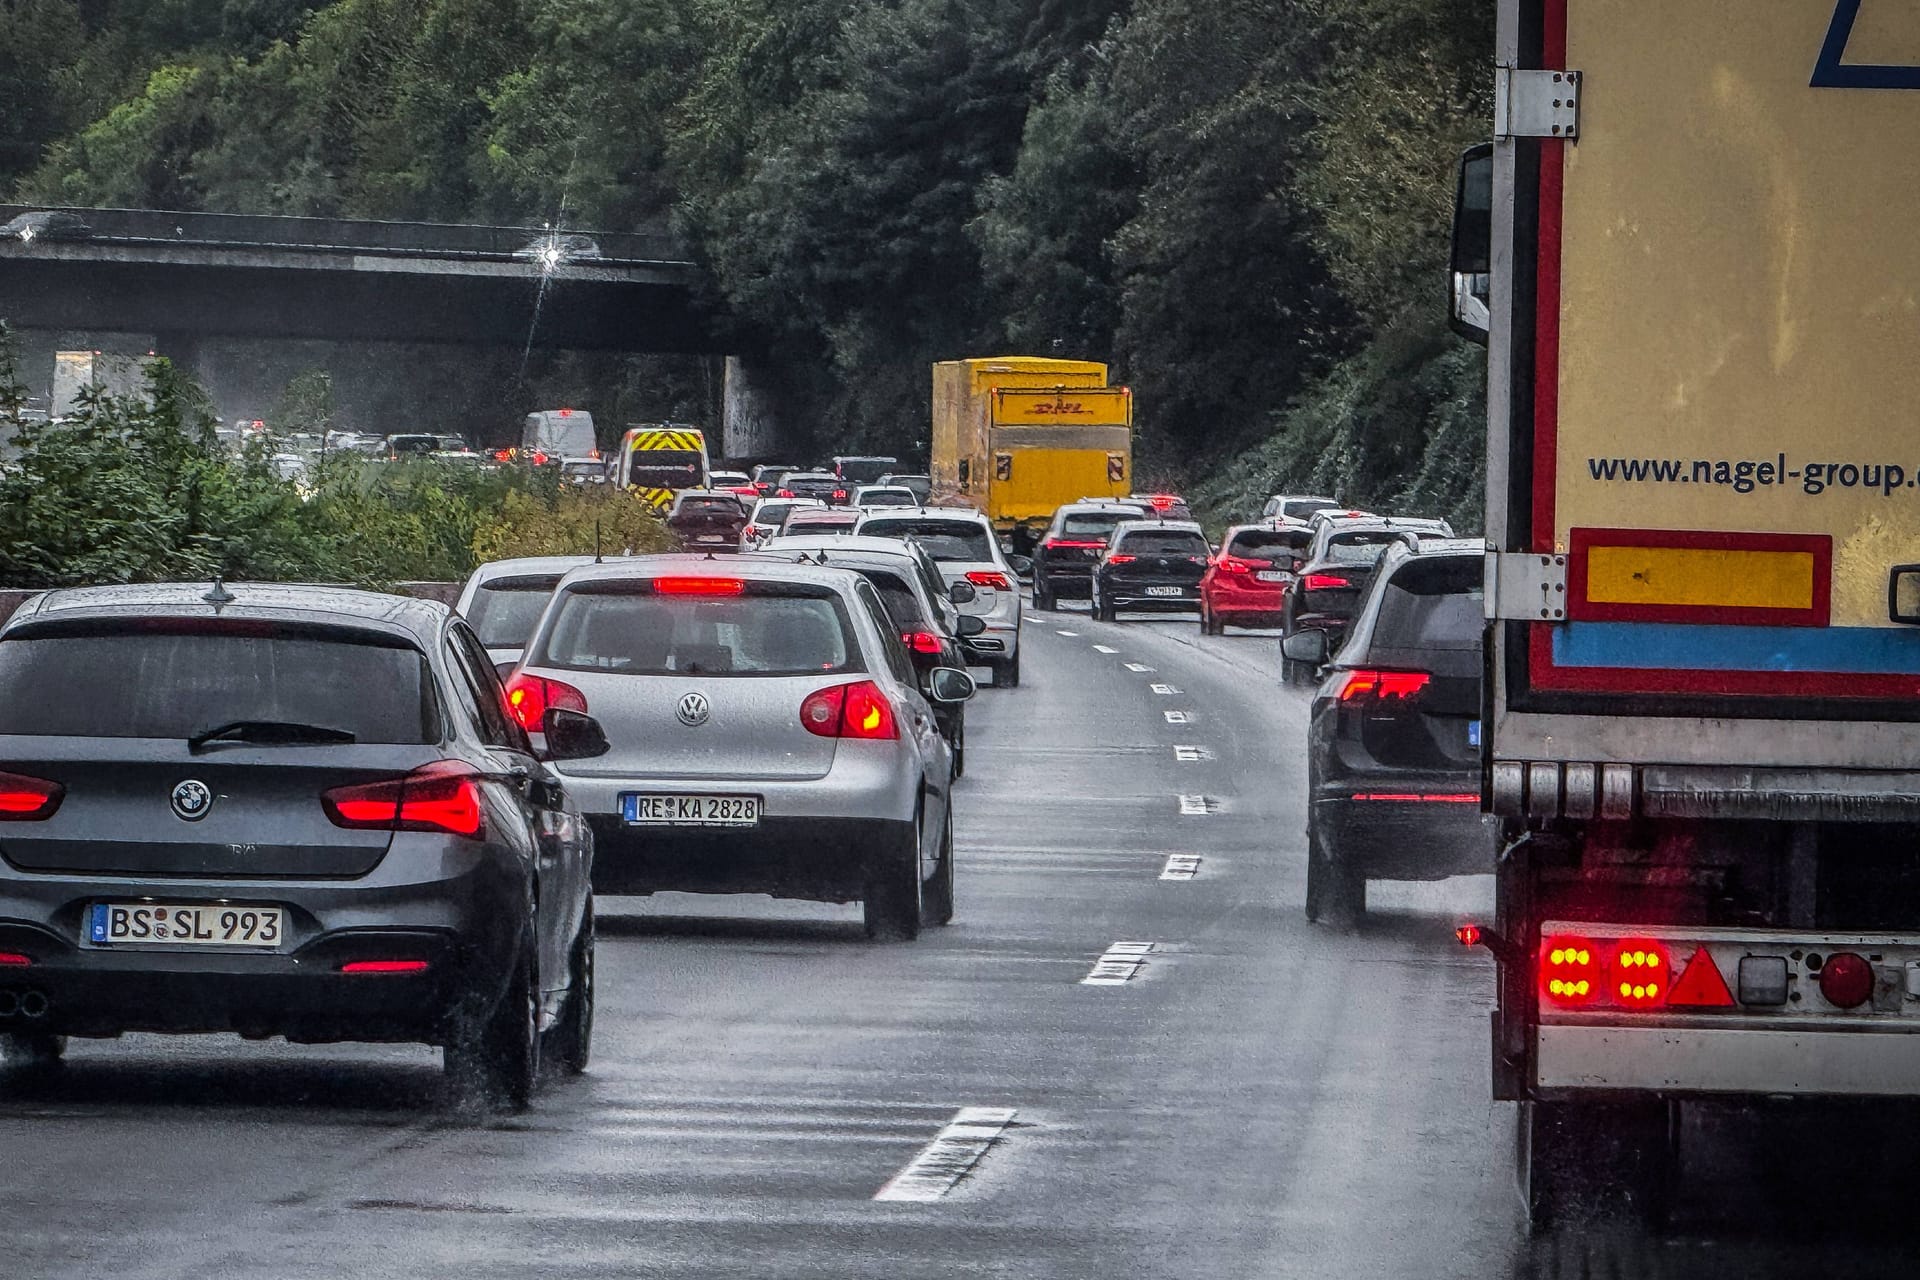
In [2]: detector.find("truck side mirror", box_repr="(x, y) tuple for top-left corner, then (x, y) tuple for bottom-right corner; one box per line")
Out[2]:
(1449, 142), (1493, 344)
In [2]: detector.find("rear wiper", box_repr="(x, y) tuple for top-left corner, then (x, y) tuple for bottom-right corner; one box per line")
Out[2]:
(187, 720), (357, 753)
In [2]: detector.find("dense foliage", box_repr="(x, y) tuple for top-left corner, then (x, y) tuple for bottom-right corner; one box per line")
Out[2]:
(0, 330), (671, 588)
(3, 0), (1491, 528)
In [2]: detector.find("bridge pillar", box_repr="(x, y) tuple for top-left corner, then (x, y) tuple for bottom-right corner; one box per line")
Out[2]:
(722, 356), (786, 461)
(149, 332), (203, 383)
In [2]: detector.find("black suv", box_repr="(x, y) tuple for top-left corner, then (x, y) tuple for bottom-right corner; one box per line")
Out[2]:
(1285, 540), (1492, 926)
(667, 490), (749, 549)
(1032, 502), (1149, 610)
(1280, 516), (1452, 682)
(1091, 521), (1210, 620)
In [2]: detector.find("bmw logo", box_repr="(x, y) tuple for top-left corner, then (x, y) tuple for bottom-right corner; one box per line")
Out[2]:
(170, 779), (214, 822)
(676, 692), (711, 727)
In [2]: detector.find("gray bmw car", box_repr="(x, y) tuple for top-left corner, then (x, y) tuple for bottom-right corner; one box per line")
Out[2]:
(0, 583), (602, 1110)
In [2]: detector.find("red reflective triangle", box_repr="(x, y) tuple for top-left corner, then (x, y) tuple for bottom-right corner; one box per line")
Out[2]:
(1667, 946), (1736, 1008)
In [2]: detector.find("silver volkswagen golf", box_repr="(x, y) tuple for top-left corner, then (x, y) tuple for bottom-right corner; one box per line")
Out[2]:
(504, 556), (973, 939)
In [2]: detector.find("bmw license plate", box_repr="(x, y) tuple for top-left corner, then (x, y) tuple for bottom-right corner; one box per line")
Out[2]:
(1144, 586), (1184, 597)
(86, 902), (284, 949)
(623, 794), (762, 827)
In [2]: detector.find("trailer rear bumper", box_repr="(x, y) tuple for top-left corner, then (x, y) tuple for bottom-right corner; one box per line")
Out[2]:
(1536, 1023), (1920, 1097)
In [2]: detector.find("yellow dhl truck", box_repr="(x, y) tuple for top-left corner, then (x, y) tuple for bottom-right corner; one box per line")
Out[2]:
(930, 356), (1131, 552)
(1448, 0), (1920, 1231)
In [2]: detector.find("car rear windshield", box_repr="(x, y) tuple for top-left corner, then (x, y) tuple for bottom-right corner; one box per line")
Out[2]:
(1227, 530), (1312, 561)
(787, 513), (856, 530)
(1322, 532), (1408, 566)
(1278, 498), (1340, 520)
(1116, 532), (1208, 556)
(1372, 557), (1485, 650)
(836, 459), (895, 484)
(674, 496), (744, 516)
(466, 576), (562, 648)
(860, 490), (916, 507)
(0, 626), (437, 742)
(861, 518), (994, 562)
(752, 502), (805, 525)
(536, 584), (862, 676)
(1061, 511), (1140, 539)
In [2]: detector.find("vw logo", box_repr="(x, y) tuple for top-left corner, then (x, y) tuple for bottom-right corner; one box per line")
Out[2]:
(170, 779), (213, 822)
(676, 692), (711, 727)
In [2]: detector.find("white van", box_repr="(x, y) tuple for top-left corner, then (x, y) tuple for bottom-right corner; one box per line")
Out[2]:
(521, 409), (598, 461)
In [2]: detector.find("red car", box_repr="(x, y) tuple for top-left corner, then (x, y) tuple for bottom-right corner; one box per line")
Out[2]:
(1199, 520), (1315, 634)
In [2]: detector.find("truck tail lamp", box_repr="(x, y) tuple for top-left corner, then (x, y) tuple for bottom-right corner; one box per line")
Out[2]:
(1539, 936), (1601, 1006)
(1818, 951), (1874, 1009)
(1611, 940), (1671, 1008)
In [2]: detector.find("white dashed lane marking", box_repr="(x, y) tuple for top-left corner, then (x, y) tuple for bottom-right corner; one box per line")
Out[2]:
(1160, 855), (1203, 881)
(874, 1107), (1018, 1202)
(1164, 710), (1194, 725)
(1092, 644), (1119, 654)
(1124, 662), (1155, 673)
(1178, 794), (1210, 815)
(1173, 745), (1213, 762)
(1149, 683), (1180, 695)
(1081, 942), (1154, 985)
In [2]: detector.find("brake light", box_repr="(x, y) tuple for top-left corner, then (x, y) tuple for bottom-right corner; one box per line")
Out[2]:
(1539, 935), (1601, 1006)
(492, 448), (514, 462)
(1334, 670), (1431, 702)
(503, 672), (588, 731)
(832, 489), (847, 501)
(1611, 940), (1671, 1008)
(340, 959), (430, 975)
(1045, 539), (1106, 550)
(799, 679), (899, 740)
(323, 761), (484, 839)
(966, 571), (1012, 590)
(1301, 573), (1350, 591)
(530, 450), (549, 465)
(1107, 554), (1136, 565)
(777, 488), (795, 497)
(654, 577), (745, 596)
(0, 952), (30, 967)
(1819, 951), (1874, 1009)
(1215, 556), (1256, 575)
(0, 771), (63, 820)
(902, 631), (943, 655)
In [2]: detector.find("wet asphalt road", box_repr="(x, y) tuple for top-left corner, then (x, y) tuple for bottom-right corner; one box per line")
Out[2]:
(3, 603), (1919, 1278)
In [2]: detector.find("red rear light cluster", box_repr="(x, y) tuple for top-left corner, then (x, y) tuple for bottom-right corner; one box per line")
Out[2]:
(503, 672), (588, 731)
(1214, 556), (1257, 575)
(1301, 573), (1351, 591)
(1334, 670), (1431, 703)
(799, 680), (899, 740)
(323, 761), (484, 839)
(1819, 952), (1874, 1009)
(1107, 554), (1136, 565)
(340, 958), (430, 975)
(832, 489), (848, 501)
(1045, 539), (1106, 550)
(966, 571), (1012, 590)
(0, 952), (31, 967)
(1539, 935), (1740, 1011)
(0, 771), (63, 820)
(1611, 940), (1671, 1008)
(902, 631), (943, 655)
(776, 488), (795, 497)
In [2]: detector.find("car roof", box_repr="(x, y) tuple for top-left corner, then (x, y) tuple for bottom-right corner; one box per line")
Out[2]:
(859, 505), (989, 523)
(1057, 501), (1145, 516)
(3, 581), (450, 646)
(1114, 519), (1206, 534)
(553, 554), (867, 594)
(765, 535), (932, 560)
(1223, 521), (1311, 538)
(465, 555), (603, 585)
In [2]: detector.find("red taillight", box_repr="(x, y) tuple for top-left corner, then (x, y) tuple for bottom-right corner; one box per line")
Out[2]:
(902, 631), (943, 655)
(777, 488), (795, 497)
(799, 679), (899, 740)
(1668, 947), (1737, 1008)
(1539, 935), (1601, 1006)
(340, 959), (430, 975)
(323, 761), (484, 839)
(0, 771), (63, 821)
(0, 952), (30, 967)
(1107, 554), (1136, 565)
(1610, 940), (1671, 1009)
(654, 576), (745, 596)
(503, 672), (588, 731)
(1334, 670), (1431, 703)
(966, 571), (1012, 589)
(1350, 792), (1477, 802)
(1148, 494), (1174, 509)
(832, 489), (847, 501)
(531, 451), (549, 465)
(1301, 573), (1350, 591)
(492, 448), (513, 462)
(1045, 539), (1106, 550)
(1216, 556), (1256, 575)
(1455, 924), (1481, 948)
(1819, 951), (1874, 1009)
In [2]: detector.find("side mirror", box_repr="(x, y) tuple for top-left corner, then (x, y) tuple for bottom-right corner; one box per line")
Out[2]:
(1007, 554), (1034, 578)
(949, 581), (978, 604)
(1449, 142), (1493, 344)
(1891, 565), (1920, 623)
(927, 667), (977, 704)
(542, 708), (610, 761)
(955, 614), (987, 637)
(1281, 628), (1329, 667)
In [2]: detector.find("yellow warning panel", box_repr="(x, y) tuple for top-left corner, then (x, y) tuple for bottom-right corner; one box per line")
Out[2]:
(1585, 546), (1815, 611)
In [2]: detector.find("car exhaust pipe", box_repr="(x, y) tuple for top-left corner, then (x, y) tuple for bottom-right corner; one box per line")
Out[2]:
(0, 989), (20, 1018)
(18, 990), (48, 1019)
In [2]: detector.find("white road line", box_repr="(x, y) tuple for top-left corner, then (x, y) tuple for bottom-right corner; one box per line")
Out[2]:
(1178, 794), (1210, 815)
(1160, 854), (1203, 881)
(1055, 630), (1079, 637)
(1149, 683), (1180, 695)
(874, 1107), (1017, 1202)
(1164, 710), (1193, 725)
(1124, 662), (1155, 673)
(1172, 745), (1213, 762)
(1081, 941), (1154, 985)
(1092, 644), (1119, 654)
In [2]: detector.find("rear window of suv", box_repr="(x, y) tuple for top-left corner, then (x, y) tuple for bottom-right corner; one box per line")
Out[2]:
(1060, 511), (1142, 539)
(466, 575), (563, 648)
(860, 518), (994, 562)
(536, 583), (862, 676)
(1115, 531), (1208, 556)
(1322, 531), (1409, 565)
(1373, 557), (1485, 650)
(1226, 529), (1311, 561)
(0, 626), (437, 742)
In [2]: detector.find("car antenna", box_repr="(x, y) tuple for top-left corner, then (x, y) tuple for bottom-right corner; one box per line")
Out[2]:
(594, 519), (603, 564)
(202, 576), (235, 610)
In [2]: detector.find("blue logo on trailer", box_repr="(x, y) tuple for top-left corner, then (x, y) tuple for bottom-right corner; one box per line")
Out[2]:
(1813, 0), (1920, 88)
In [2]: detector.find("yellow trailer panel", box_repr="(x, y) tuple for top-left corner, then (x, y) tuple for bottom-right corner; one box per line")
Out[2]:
(931, 357), (1108, 504)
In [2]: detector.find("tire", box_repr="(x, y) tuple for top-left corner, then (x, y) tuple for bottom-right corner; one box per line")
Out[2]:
(1033, 579), (1055, 611)
(923, 807), (955, 927)
(993, 651), (1021, 688)
(1094, 591), (1115, 623)
(1303, 813), (1364, 927)
(446, 941), (539, 1112)
(546, 899), (595, 1076)
(863, 823), (923, 942)
(1519, 1099), (1676, 1234)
